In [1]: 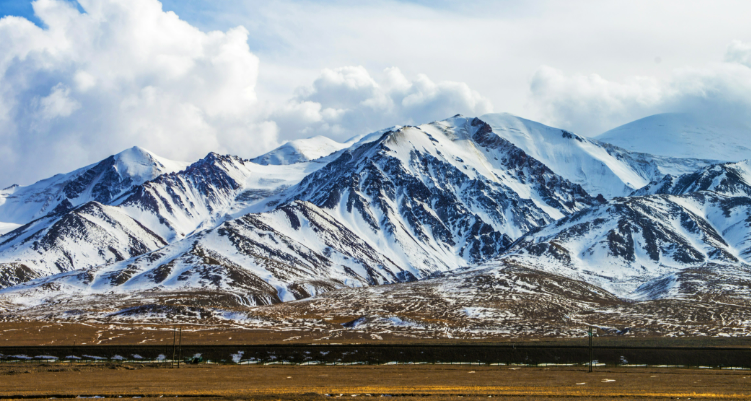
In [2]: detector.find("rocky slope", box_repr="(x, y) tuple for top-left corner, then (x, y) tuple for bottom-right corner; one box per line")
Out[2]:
(0, 152), (325, 285)
(0, 201), (412, 306)
(271, 115), (600, 275)
(0, 116), (602, 297)
(0, 202), (168, 285)
(633, 160), (751, 197)
(5, 260), (751, 339)
(504, 191), (751, 298)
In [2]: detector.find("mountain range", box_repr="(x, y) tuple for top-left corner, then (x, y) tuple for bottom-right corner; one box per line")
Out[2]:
(1, 112), (750, 337)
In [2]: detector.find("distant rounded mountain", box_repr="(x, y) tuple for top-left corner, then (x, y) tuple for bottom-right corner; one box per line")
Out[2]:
(250, 136), (352, 165)
(594, 113), (751, 162)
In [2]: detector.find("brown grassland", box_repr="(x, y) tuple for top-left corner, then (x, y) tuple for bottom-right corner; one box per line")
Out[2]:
(1, 363), (751, 400)
(3, 322), (751, 399)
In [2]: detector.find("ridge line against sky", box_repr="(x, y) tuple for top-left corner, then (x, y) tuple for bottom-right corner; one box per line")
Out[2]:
(0, 0), (750, 188)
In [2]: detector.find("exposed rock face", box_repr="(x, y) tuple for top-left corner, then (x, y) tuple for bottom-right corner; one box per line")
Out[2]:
(633, 160), (751, 197)
(117, 152), (256, 240)
(505, 192), (751, 297)
(283, 116), (599, 275)
(0, 117), (599, 298)
(1, 202), (405, 305)
(0, 202), (168, 276)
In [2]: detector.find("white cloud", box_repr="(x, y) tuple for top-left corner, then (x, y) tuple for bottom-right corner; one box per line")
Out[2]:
(528, 41), (751, 136)
(0, 0), (494, 187)
(275, 66), (493, 141)
(725, 40), (751, 68)
(0, 0), (267, 187)
(39, 83), (80, 119)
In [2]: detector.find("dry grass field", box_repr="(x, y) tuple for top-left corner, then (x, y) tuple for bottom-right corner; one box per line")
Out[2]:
(4, 321), (751, 348)
(4, 321), (751, 399)
(1, 363), (751, 400)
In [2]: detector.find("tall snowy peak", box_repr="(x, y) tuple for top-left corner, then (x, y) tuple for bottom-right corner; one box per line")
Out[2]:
(633, 160), (751, 197)
(595, 113), (751, 162)
(505, 192), (751, 298)
(279, 116), (600, 275)
(0, 146), (189, 228)
(480, 113), (716, 199)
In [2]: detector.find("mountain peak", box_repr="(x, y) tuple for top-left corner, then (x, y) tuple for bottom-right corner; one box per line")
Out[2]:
(251, 136), (351, 166)
(0, 147), (189, 225)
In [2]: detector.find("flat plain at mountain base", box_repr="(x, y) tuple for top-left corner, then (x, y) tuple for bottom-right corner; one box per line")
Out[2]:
(1, 364), (751, 400)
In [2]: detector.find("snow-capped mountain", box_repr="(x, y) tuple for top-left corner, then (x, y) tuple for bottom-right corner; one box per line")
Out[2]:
(0, 151), (327, 286)
(0, 202), (168, 285)
(272, 116), (600, 275)
(250, 136), (353, 165)
(115, 152), (334, 241)
(595, 113), (751, 162)
(633, 160), (751, 197)
(504, 191), (751, 298)
(1, 201), (409, 305)
(480, 113), (717, 198)
(0, 116), (600, 293)
(0, 146), (189, 230)
(2, 112), (751, 328)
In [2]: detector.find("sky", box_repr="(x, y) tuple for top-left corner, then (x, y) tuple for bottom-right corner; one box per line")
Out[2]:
(0, 0), (750, 187)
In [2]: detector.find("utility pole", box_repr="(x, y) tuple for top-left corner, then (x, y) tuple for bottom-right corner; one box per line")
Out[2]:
(172, 328), (177, 368)
(588, 326), (596, 373)
(177, 328), (182, 368)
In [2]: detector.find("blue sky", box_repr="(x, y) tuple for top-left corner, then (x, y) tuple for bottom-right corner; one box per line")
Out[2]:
(0, 0), (750, 187)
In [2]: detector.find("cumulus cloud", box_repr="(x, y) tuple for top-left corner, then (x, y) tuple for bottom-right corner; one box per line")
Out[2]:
(528, 40), (751, 136)
(0, 0), (266, 187)
(0, 0), (493, 187)
(275, 66), (493, 141)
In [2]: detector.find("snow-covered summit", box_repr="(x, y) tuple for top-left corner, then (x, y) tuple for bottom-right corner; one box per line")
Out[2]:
(595, 113), (751, 162)
(251, 136), (352, 165)
(114, 146), (190, 182)
(273, 115), (600, 276)
(480, 113), (716, 199)
(0, 146), (189, 226)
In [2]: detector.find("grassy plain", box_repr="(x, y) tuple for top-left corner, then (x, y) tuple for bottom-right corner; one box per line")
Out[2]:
(4, 322), (751, 399)
(1, 363), (751, 400)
